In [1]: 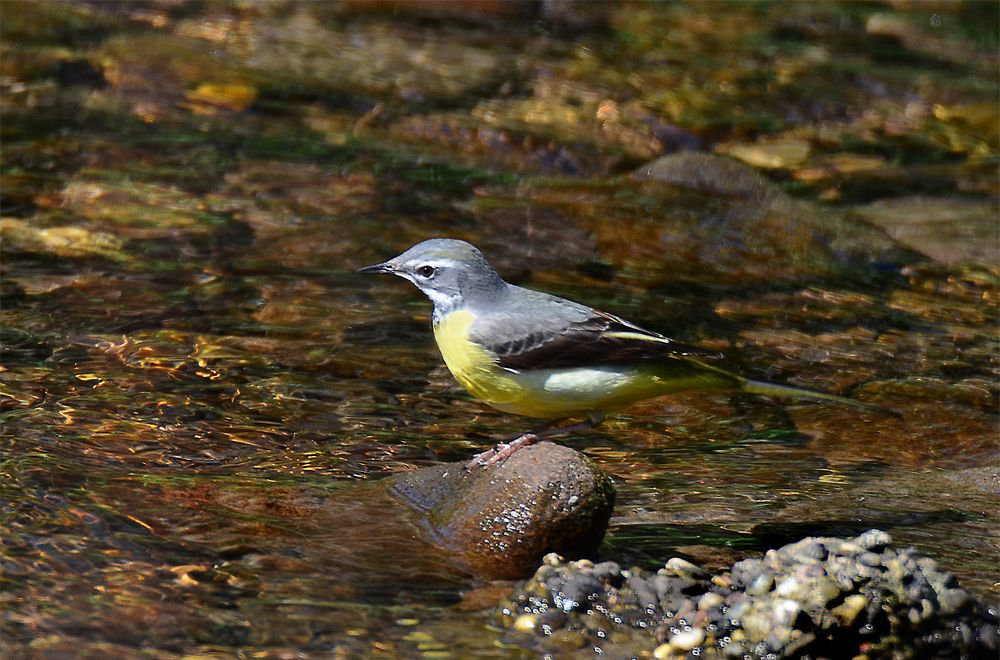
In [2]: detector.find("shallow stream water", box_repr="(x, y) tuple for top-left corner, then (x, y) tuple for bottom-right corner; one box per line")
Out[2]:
(2, 2), (997, 657)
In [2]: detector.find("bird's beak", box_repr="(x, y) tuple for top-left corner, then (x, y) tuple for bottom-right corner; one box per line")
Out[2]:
(354, 261), (394, 275)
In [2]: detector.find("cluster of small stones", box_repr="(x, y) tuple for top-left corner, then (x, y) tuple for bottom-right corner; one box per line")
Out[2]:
(499, 530), (999, 659)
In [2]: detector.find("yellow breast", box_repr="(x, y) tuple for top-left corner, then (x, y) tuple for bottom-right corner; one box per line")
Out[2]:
(432, 309), (522, 407)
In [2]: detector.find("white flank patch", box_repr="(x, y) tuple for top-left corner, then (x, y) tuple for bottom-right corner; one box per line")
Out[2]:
(541, 368), (631, 396)
(485, 364), (659, 417)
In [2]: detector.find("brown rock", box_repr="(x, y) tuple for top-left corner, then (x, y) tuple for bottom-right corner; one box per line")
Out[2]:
(392, 443), (615, 578)
(626, 152), (914, 283)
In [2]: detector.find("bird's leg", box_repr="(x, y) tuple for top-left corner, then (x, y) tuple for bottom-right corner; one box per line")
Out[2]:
(465, 412), (605, 470)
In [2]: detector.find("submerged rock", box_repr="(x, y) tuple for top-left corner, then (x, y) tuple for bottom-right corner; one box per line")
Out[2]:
(852, 195), (999, 267)
(0, 217), (125, 261)
(602, 152), (914, 284)
(726, 137), (812, 171)
(500, 530), (999, 658)
(246, 12), (516, 105)
(631, 151), (774, 199)
(393, 443), (615, 579)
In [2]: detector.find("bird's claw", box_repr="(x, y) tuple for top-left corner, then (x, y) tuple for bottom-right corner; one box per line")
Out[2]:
(464, 443), (506, 470)
(464, 434), (538, 471)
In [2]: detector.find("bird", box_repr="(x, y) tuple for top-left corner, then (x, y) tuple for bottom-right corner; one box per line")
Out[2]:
(356, 238), (889, 468)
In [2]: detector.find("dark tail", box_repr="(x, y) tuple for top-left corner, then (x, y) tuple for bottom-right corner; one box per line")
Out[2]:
(740, 378), (898, 416)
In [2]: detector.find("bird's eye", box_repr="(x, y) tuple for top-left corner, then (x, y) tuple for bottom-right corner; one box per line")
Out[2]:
(417, 265), (436, 278)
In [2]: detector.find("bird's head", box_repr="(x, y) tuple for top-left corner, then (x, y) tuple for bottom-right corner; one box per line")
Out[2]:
(356, 239), (505, 320)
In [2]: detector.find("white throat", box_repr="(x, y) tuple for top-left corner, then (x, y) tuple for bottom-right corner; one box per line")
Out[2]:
(422, 287), (461, 325)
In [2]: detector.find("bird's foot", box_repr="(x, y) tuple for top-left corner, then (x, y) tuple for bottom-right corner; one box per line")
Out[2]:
(465, 433), (540, 471)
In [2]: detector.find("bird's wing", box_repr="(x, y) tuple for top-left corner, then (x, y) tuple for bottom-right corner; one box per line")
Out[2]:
(469, 298), (722, 371)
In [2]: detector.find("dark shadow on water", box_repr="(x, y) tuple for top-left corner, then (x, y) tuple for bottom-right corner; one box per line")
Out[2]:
(605, 509), (986, 571)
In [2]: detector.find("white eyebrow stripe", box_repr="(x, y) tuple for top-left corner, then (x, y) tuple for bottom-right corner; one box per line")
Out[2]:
(422, 258), (459, 268)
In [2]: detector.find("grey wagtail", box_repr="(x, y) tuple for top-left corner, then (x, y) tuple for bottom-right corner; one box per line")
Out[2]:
(357, 239), (889, 467)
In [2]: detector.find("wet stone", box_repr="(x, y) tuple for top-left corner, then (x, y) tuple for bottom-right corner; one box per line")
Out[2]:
(663, 557), (711, 580)
(626, 152), (913, 285)
(856, 529), (893, 550)
(592, 561), (623, 586)
(852, 196), (999, 267)
(391, 442), (615, 579)
(631, 152), (774, 199)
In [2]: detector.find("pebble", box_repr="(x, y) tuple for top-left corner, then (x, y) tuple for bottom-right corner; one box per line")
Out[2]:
(856, 529), (892, 550)
(652, 642), (680, 660)
(698, 592), (725, 611)
(669, 627), (706, 651)
(543, 552), (563, 566)
(592, 561), (622, 585)
(547, 629), (588, 650)
(746, 573), (773, 595)
(512, 614), (537, 633)
(858, 551), (882, 567)
(831, 594), (868, 626)
(664, 557), (710, 579)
